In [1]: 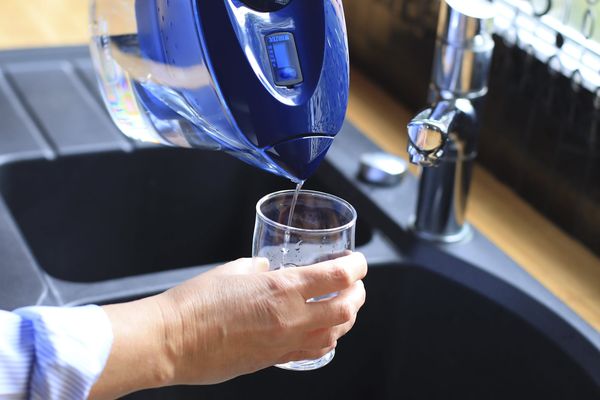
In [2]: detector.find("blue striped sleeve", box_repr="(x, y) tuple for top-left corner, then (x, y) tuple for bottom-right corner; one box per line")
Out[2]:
(0, 305), (113, 400)
(0, 310), (34, 399)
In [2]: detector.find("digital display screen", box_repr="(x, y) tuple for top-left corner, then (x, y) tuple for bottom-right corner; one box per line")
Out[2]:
(265, 33), (303, 87)
(273, 43), (292, 69)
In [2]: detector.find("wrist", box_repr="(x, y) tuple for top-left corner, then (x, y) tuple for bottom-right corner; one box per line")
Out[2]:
(90, 296), (177, 399)
(154, 282), (213, 386)
(152, 291), (184, 387)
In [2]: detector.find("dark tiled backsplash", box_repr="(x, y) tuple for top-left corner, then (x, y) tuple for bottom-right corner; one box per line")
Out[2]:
(344, 0), (599, 254)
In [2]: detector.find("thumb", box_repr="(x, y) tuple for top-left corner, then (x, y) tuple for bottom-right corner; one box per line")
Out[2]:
(211, 257), (271, 276)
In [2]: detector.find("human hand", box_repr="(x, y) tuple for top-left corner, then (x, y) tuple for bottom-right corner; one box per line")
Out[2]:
(90, 252), (367, 399)
(159, 252), (367, 384)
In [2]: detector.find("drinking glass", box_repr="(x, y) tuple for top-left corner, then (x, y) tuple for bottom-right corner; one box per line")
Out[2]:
(253, 190), (357, 371)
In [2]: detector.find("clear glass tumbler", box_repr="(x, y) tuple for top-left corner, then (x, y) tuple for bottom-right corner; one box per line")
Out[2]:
(253, 190), (357, 371)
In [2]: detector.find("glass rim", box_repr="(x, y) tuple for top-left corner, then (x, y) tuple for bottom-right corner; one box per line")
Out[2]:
(256, 189), (357, 235)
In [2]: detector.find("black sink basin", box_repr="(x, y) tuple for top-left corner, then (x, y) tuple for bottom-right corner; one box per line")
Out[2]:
(0, 148), (372, 283)
(0, 46), (597, 400)
(123, 264), (599, 400)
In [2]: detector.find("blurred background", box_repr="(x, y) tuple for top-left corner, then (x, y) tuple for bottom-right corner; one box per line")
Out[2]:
(343, 0), (600, 254)
(0, 0), (598, 254)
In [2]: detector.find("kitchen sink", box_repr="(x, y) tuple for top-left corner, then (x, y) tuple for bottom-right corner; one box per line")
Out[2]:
(124, 263), (599, 400)
(0, 148), (372, 283)
(0, 46), (598, 397)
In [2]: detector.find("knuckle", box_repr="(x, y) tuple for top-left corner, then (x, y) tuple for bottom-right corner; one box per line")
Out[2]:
(324, 331), (338, 348)
(264, 274), (288, 295)
(357, 278), (366, 290)
(321, 343), (337, 356)
(358, 281), (367, 304)
(331, 263), (352, 287)
(344, 317), (357, 335)
(262, 289), (291, 333)
(355, 252), (368, 270)
(357, 252), (368, 270)
(262, 275), (305, 335)
(336, 302), (354, 323)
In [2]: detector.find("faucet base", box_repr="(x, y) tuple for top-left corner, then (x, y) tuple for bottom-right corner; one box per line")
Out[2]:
(409, 220), (473, 244)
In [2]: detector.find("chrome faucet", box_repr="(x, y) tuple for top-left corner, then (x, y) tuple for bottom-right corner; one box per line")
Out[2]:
(407, 0), (495, 242)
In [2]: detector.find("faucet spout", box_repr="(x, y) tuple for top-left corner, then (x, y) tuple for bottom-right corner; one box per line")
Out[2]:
(407, 100), (459, 167)
(408, 98), (477, 167)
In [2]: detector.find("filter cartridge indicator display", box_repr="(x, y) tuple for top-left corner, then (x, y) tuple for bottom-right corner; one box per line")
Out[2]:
(265, 32), (303, 87)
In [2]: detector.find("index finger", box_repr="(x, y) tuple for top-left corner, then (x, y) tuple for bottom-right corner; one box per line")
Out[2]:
(284, 252), (367, 300)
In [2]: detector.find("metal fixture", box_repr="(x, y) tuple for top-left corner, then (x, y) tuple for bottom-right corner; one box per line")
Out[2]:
(358, 152), (408, 186)
(407, 0), (495, 242)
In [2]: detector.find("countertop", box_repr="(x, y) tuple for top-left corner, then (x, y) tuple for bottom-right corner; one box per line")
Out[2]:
(0, 0), (599, 332)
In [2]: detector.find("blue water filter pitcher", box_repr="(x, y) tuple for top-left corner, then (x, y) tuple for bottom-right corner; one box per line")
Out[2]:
(90, 0), (350, 181)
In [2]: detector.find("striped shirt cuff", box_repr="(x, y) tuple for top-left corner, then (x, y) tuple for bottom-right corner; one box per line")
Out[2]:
(13, 305), (113, 400)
